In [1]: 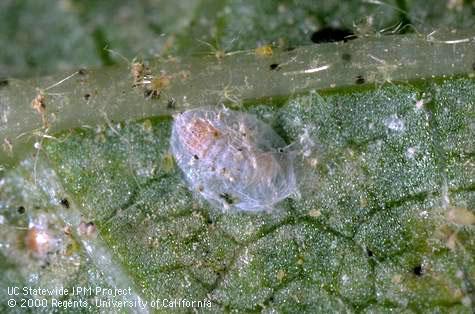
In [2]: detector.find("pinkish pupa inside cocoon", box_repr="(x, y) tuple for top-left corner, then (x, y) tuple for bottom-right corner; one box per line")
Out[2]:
(170, 107), (298, 212)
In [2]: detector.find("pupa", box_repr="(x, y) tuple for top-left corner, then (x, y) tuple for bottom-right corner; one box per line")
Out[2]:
(170, 107), (297, 212)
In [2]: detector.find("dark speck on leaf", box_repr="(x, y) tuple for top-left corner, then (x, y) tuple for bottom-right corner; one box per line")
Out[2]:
(0, 79), (8, 87)
(270, 63), (280, 70)
(84, 93), (91, 101)
(17, 206), (25, 214)
(366, 248), (373, 257)
(341, 53), (351, 62)
(60, 198), (70, 209)
(194, 154), (199, 160)
(311, 27), (355, 44)
(355, 75), (365, 84)
(413, 265), (423, 276)
(167, 98), (176, 109)
(78, 68), (87, 75)
(144, 89), (152, 98)
(219, 192), (235, 205)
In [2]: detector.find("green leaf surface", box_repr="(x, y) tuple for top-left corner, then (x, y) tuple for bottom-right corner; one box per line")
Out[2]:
(2, 77), (473, 312)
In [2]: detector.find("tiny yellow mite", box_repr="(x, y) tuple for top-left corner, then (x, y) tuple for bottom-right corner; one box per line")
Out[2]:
(255, 45), (273, 57)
